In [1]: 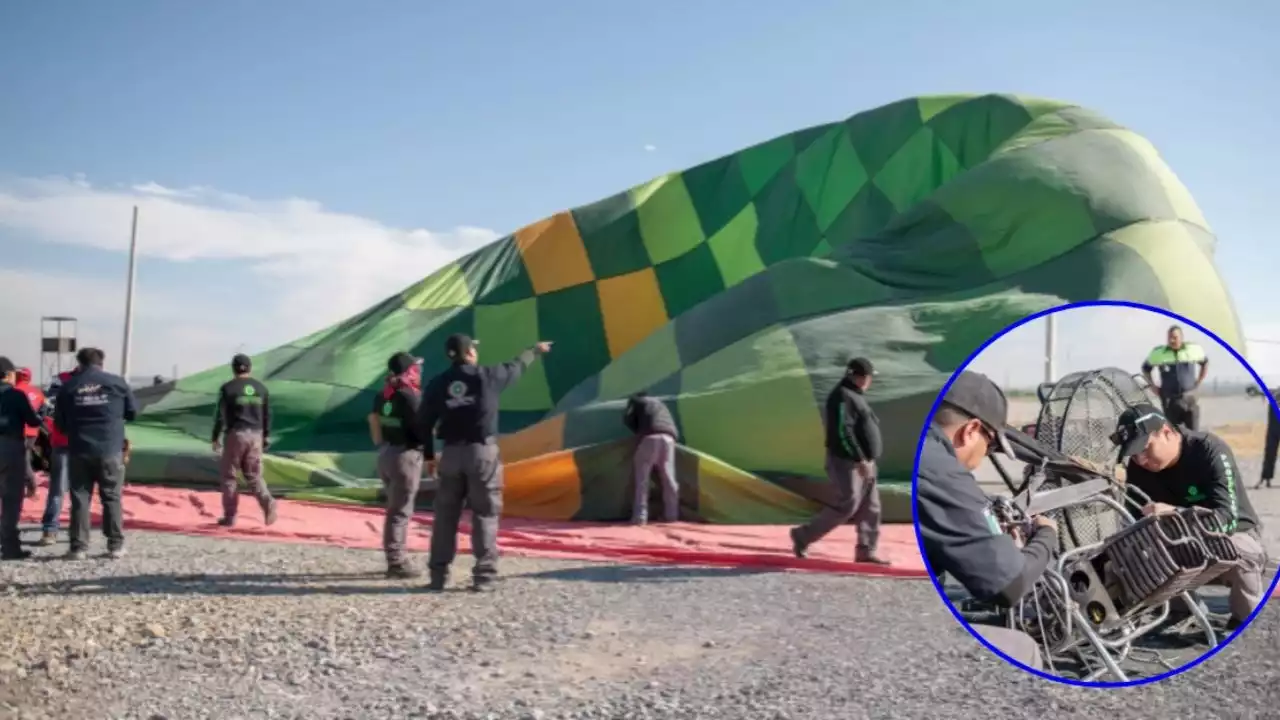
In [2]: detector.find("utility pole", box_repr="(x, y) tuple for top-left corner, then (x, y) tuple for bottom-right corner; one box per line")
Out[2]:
(1044, 313), (1057, 384)
(121, 205), (139, 380)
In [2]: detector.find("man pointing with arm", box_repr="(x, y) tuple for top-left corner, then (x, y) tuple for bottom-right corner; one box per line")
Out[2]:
(418, 334), (552, 593)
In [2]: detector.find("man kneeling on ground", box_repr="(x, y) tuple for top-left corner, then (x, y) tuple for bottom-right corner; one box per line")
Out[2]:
(1113, 403), (1268, 630)
(915, 371), (1059, 670)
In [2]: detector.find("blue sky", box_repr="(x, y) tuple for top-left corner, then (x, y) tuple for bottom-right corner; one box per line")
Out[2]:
(1, 1), (1275, 383)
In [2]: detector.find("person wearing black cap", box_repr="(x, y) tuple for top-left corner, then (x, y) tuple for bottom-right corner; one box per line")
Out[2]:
(915, 370), (1057, 670)
(1112, 402), (1266, 627)
(0, 356), (46, 560)
(54, 347), (137, 560)
(211, 353), (277, 528)
(417, 333), (552, 592)
(623, 391), (681, 525)
(370, 351), (427, 579)
(790, 357), (889, 564)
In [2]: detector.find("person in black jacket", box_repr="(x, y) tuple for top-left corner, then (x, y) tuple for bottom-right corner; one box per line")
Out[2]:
(211, 354), (277, 528)
(915, 370), (1056, 669)
(0, 356), (46, 560)
(790, 357), (889, 565)
(54, 347), (137, 560)
(623, 392), (680, 524)
(370, 351), (427, 579)
(1114, 403), (1266, 628)
(417, 334), (552, 592)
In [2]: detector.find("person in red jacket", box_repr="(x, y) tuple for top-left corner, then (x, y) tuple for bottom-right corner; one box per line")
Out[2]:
(37, 370), (73, 545)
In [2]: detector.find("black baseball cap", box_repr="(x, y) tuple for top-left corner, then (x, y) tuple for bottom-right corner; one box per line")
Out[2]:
(231, 353), (252, 372)
(387, 351), (423, 375)
(1112, 403), (1169, 459)
(940, 370), (1014, 456)
(847, 357), (876, 376)
(445, 333), (479, 360)
(0, 356), (14, 374)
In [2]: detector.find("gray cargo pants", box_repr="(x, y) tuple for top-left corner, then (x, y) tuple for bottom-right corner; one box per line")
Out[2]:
(632, 434), (678, 523)
(68, 453), (126, 553)
(219, 429), (275, 521)
(0, 438), (29, 555)
(971, 623), (1045, 670)
(428, 441), (503, 584)
(378, 444), (423, 567)
(1224, 529), (1269, 623)
(793, 453), (881, 554)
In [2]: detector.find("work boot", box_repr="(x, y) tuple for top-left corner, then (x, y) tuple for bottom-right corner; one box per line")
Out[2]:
(426, 574), (447, 592)
(470, 578), (496, 593)
(107, 547), (126, 560)
(386, 564), (421, 580)
(64, 549), (87, 561)
(855, 550), (891, 566)
(263, 501), (278, 527)
(216, 517), (236, 528)
(0, 548), (31, 561)
(789, 528), (807, 559)
(36, 532), (57, 546)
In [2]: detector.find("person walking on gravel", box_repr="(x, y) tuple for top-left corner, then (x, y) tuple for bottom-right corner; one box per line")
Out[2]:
(36, 370), (75, 546)
(1113, 403), (1267, 629)
(211, 354), (278, 528)
(54, 348), (137, 560)
(915, 370), (1056, 670)
(790, 357), (889, 565)
(1141, 325), (1208, 432)
(418, 334), (552, 593)
(623, 391), (680, 525)
(0, 357), (46, 560)
(369, 351), (427, 579)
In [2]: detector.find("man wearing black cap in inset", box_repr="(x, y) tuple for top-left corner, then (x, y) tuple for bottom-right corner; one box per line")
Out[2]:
(915, 370), (1058, 670)
(1113, 403), (1266, 628)
(417, 333), (552, 592)
(370, 351), (427, 579)
(0, 356), (46, 560)
(211, 353), (278, 528)
(790, 357), (890, 564)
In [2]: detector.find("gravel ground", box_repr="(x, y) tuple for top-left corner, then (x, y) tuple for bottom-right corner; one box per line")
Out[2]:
(1, 530), (1277, 720)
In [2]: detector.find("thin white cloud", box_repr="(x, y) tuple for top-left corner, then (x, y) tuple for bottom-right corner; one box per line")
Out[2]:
(644, 144), (657, 152)
(0, 175), (500, 378)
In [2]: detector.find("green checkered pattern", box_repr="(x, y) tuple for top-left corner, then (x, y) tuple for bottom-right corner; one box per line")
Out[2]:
(128, 93), (1241, 524)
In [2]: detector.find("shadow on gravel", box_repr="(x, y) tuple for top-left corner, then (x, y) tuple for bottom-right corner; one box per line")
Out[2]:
(509, 564), (776, 583)
(8, 571), (432, 597)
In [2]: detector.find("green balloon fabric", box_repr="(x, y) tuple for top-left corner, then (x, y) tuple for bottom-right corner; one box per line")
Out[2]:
(128, 93), (1241, 524)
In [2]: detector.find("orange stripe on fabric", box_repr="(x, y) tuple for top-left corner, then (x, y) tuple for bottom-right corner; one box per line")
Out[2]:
(497, 413), (567, 463)
(502, 450), (582, 520)
(596, 267), (670, 359)
(514, 212), (596, 295)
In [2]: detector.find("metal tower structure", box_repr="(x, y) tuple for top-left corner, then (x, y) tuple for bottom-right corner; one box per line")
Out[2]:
(39, 316), (78, 387)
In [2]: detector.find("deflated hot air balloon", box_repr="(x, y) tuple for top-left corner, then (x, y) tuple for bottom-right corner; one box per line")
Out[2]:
(128, 93), (1240, 525)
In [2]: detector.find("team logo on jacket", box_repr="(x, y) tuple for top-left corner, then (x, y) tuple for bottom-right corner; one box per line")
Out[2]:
(445, 380), (475, 409)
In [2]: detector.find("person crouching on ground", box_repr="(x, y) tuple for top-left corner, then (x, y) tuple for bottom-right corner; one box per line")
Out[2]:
(0, 357), (46, 560)
(790, 357), (889, 565)
(211, 354), (278, 528)
(623, 391), (680, 525)
(1113, 404), (1267, 630)
(369, 351), (426, 579)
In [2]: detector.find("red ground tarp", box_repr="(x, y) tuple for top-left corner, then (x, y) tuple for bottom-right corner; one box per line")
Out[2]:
(18, 483), (927, 578)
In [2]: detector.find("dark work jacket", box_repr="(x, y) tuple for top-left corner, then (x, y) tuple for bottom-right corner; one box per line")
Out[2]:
(824, 379), (882, 462)
(372, 386), (424, 450)
(212, 376), (271, 441)
(623, 396), (679, 440)
(53, 366), (137, 457)
(417, 348), (541, 460)
(0, 382), (45, 441)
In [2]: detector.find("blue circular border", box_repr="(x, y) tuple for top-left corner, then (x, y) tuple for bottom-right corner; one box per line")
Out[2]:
(910, 299), (1280, 688)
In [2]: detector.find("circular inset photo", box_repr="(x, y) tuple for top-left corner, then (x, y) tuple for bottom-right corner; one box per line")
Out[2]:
(912, 301), (1279, 686)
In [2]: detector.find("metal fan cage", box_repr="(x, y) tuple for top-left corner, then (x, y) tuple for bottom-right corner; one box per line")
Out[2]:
(1030, 367), (1161, 553)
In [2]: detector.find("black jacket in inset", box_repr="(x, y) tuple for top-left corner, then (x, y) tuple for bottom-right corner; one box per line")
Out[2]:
(417, 348), (542, 460)
(823, 378), (881, 463)
(623, 395), (679, 440)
